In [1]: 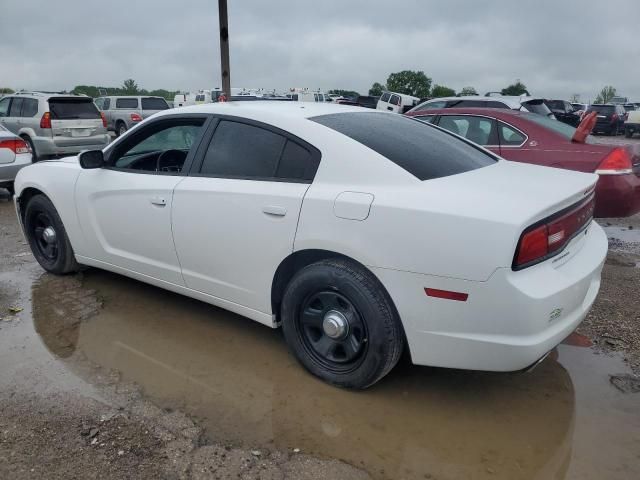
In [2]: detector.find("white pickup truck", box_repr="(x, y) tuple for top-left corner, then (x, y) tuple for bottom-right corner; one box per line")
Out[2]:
(625, 109), (640, 138)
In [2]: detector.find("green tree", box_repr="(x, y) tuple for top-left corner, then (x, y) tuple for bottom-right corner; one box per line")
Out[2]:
(594, 86), (617, 104)
(386, 70), (432, 98)
(430, 84), (456, 98)
(459, 86), (478, 96)
(72, 85), (102, 97)
(121, 78), (140, 95)
(0, 87), (14, 94)
(501, 80), (529, 96)
(569, 93), (580, 103)
(369, 82), (386, 96)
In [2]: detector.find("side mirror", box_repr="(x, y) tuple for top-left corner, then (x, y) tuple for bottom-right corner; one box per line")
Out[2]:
(78, 150), (104, 169)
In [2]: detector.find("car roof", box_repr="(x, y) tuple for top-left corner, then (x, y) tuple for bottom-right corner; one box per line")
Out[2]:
(155, 101), (370, 120)
(407, 107), (528, 119)
(419, 95), (543, 109)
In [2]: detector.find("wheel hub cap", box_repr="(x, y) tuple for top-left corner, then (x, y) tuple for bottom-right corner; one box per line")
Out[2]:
(42, 226), (56, 244)
(322, 310), (348, 339)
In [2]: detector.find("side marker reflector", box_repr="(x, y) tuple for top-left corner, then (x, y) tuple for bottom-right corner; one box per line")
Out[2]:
(425, 288), (468, 302)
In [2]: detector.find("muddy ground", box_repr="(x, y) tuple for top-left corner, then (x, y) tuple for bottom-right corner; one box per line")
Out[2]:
(1, 175), (640, 479)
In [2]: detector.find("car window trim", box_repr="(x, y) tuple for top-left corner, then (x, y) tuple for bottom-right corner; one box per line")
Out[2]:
(103, 114), (213, 176)
(187, 114), (322, 184)
(431, 113), (527, 148)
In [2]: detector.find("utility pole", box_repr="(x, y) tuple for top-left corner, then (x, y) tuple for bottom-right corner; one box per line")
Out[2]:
(218, 0), (231, 100)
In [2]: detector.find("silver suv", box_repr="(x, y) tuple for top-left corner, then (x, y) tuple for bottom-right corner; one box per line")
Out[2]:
(94, 96), (170, 137)
(0, 92), (109, 161)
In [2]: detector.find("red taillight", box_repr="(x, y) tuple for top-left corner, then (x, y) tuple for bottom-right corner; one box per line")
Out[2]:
(130, 113), (142, 122)
(611, 113), (618, 122)
(100, 111), (107, 128)
(595, 147), (633, 175)
(40, 112), (51, 129)
(0, 138), (31, 154)
(424, 288), (469, 302)
(514, 196), (595, 269)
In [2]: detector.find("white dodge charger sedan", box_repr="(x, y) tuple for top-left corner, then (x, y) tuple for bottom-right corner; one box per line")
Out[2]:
(14, 102), (607, 389)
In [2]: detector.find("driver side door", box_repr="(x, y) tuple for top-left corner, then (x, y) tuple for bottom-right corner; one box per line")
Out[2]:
(75, 115), (210, 286)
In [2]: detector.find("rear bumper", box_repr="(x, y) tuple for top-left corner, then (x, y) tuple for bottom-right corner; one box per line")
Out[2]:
(594, 173), (640, 217)
(33, 135), (110, 156)
(0, 154), (32, 183)
(373, 222), (607, 372)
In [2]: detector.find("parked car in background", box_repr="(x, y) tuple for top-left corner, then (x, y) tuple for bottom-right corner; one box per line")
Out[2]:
(571, 103), (589, 117)
(623, 103), (636, 112)
(545, 100), (581, 127)
(406, 107), (640, 217)
(625, 108), (640, 138)
(376, 91), (420, 113)
(409, 95), (555, 118)
(0, 124), (32, 195)
(585, 104), (627, 136)
(285, 91), (328, 102)
(13, 102), (606, 388)
(356, 95), (379, 109)
(95, 96), (170, 137)
(0, 92), (109, 161)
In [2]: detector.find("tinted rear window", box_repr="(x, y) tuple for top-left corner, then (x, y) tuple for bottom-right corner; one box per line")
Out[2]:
(48, 98), (100, 119)
(310, 112), (496, 181)
(116, 98), (139, 109)
(588, 105), (615, 114)
(141, 97), (169, 110)
(522, 99), (552, 117)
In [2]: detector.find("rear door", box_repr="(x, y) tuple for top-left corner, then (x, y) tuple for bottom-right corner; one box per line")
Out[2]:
(4, 97), (23, 132)
(435, 114), (500, 154)
(48, 97), (105, 143)
(172, 117), (320, 315)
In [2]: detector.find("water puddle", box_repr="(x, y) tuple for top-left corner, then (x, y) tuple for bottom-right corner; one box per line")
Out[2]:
(18, 269), (639, 480)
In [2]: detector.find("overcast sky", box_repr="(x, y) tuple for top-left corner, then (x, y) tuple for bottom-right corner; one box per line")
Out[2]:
(1, 0), (638, 102)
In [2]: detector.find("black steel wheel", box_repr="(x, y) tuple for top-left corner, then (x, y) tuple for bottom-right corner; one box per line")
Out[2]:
(24, 194), (80, 274)
(298, 290), (368, 372)
(281, 258), (404, 389)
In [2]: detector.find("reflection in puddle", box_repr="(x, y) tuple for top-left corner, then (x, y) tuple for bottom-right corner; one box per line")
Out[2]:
(32, 270), (640, 480)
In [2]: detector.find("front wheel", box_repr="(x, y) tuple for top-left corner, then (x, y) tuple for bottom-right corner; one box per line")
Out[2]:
(281, 258), (404, 389)
(24, 194), (80, 274)
(117, 122), (127, 137)
(625, 127), (633, 138)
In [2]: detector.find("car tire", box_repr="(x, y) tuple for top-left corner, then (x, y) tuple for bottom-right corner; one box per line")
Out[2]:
(625, 127), (633, 138)
(116, 122), (127, 137)
(5, 183), (15, 196)
(281, 258), (404, 389)
(24, 194), (80, 275)
(22, 135), (38, 162)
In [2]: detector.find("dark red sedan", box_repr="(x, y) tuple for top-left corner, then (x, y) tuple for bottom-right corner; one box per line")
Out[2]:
(406, 108), (640, 218)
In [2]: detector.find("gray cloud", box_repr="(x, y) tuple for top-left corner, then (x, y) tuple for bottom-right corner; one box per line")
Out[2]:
(1, 0), (639, 102)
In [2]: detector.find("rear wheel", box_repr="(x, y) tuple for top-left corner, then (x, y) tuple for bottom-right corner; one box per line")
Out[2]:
(116, 122), (127, 137)
(24, 194), (80, 274)
(625, 127), (633, 138)
(281, 258), (404, 389)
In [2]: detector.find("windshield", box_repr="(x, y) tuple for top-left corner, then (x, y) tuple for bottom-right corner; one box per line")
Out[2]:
(311, 112), (496, 181)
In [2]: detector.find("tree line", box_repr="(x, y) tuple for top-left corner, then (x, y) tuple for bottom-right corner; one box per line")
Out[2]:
(0, 79), (179, 100)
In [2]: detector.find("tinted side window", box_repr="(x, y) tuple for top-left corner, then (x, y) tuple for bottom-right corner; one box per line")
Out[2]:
(486, 101), (510, 109)
(380, 92), (391, 103)
(274, 140), (319, 181)
(311, 112), (496, 181)
(200, 121), (286, 178)
(498, 122), (526, 146)
(9, 98), (23, 117)
(94, 98), (104, 110)
(390, 95), (401, 106)
(116, 98), (139, 109)
(22, 98), (38, 117)
(414, 115), (436, 124)
(141, 97), (169, 110)
(437, 115), (498, 145)
(103, 98), (111, 110)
